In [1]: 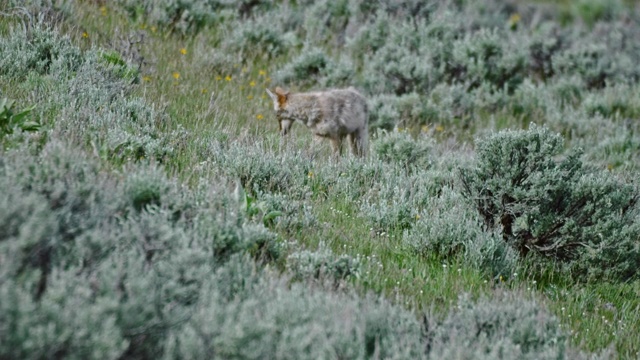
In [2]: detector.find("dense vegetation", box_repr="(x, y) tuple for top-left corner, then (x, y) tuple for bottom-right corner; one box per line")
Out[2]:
(1, 0), (639, 358)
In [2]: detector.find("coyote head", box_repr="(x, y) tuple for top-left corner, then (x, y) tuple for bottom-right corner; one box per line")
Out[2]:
(265, 87), (294, 135)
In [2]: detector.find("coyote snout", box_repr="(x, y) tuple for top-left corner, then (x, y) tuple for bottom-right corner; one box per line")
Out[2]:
(265, 86), (369, 157)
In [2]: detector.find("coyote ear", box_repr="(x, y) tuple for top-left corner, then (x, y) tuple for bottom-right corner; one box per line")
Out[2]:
(265, 88), (278, 102)
(275, 87), (289, 96)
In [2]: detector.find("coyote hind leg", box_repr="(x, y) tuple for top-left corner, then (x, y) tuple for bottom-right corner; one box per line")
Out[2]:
(330, 137), (343, 160)
(348, 129), (367, 157)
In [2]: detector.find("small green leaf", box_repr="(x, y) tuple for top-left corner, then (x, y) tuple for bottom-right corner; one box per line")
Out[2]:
(20, 121), (41, 132)
(10, 105), (35, 124)
(262, 210), (283, 225)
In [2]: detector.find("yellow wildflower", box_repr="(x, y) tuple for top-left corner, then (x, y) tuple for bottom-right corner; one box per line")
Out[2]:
(82, 32), (89, 38)
(225, 75), (232, 81)
(421, 125), (429, 133)
(259, 70), (267, 76)
(415, 214), (421, 220)
(142, 76), (152, 82)
(508, 13), (521, 30)
(249, 81), (256, 87)
(308, 171), (314, 178)
(180, 48), (187, 55)
(99, 6), (107, 16)
(435, 125), (444, 132)
(172, 72), (180, 80)
(256, 114), (264, 120)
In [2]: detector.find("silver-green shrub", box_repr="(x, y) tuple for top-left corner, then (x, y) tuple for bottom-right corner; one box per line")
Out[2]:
(461, 125), (640, 281)
(372, 130), (433, 170)
(0, 24), (83, 80)
(274, 46), (354, 89)
(116, 0), (230, 34)
(552, 22), (640, 89)
(0, 138), (284, 358)
(224, 14), (297, 61)
(163, 265), (425, 360)
(258, 192), (317, 233)
(207, 138), (308, 196)
(1, 24), (184, 162)
(404, 187), (518, 279)
(450, 28), (528, 92)
(428, 290), (608, 359)
(287, 241), (361, 283)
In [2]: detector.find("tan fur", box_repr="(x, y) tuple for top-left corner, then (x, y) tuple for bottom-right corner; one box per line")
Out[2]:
(274, 87), (288, 108)
(265, 86), (369, 157)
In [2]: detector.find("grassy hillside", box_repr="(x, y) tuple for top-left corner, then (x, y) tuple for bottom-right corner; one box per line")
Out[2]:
(1, 0), (640, 358)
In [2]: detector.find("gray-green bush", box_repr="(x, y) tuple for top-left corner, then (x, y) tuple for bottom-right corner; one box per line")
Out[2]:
(287, 241), (362, 283)
(274, 46), (354, 89)
(461, 125), (640, 281)
(404, 187), (518, 279)
(163, 267), (426, 360)
(428, 290), (609, 359)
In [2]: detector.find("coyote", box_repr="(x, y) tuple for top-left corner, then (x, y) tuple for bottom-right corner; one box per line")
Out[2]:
(265, 86), (369, 157)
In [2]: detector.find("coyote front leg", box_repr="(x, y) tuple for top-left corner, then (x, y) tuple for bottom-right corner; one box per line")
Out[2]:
(307, 134), (325, 161)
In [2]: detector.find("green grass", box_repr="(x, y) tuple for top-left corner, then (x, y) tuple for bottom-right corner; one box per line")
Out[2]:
(2, 1), (640, 358)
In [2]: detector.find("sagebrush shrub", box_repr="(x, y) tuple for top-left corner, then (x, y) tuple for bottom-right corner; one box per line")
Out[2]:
(1, 24), (181, 163)
(287, 241), (361, 283)
(225, 15), (294, 61)
(163, 267), (426, 360)
(367, 88), (474, 132)
(274, 46), (354, 89)
(461, 125), (640, 281)
(258, 192), (317, 233)
(582, 83), (640, 119)
(209, 139), (307, 195)
(404, 187), (518, 279)
(428, 290), (606, 359)
(0, 25), (83, 80)
(303, 0), (352, 46)
(358, 19), (435, 95)
(450, 28), (528, 92)
(528, 22), (565, 81)
(570, 0), (626, 27)
(552, 22), (640, 89)
(372, 130), (433, 170)
(0, 137), (286, 358)
(116, 0), (226, 34)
